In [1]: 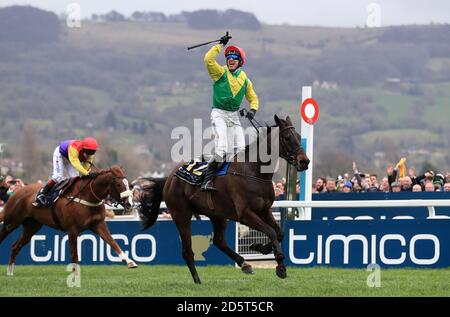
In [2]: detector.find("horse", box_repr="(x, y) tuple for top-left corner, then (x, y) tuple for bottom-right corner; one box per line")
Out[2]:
(0, 165), (138, 275)
(139, 115), (310, 283)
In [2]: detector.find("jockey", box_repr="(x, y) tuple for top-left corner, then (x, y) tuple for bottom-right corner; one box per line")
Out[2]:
(201, 33), (259, 191)
(33, 137), (99, 207)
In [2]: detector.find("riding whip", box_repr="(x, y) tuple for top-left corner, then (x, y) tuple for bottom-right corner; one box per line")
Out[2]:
(187, 32), (231, 50)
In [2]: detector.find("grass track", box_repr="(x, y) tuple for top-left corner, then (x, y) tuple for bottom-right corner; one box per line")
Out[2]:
(0, 265), (449, 297)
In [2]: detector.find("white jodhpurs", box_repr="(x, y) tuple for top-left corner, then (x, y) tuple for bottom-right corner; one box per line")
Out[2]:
(51, 146), (79, 182)
(211, 108), (245, 160)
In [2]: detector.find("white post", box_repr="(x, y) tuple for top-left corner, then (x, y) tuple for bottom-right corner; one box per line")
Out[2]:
(299, 86), (314, 220)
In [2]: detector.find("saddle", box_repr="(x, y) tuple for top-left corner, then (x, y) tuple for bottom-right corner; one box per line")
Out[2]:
(35, 178), (78, 207)
(175, 160), (230, 186)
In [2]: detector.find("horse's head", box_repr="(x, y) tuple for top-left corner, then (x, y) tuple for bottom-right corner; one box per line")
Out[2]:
(104, 165), (134, 213)
(274, 114), (310, 172)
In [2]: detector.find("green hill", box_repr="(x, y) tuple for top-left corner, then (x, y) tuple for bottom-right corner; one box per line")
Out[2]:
(0, 6), (449, 181)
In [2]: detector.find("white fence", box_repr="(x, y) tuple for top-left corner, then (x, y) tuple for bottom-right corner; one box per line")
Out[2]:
(3, 200), (449, 261)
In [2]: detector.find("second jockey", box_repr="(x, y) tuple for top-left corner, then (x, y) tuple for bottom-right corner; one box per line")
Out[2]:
(33, 137), (99, 207)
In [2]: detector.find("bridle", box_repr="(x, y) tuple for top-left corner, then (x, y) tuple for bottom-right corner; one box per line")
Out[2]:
(67, 168), (133, 207)
(279, 125), (303, 167)
(89, 170), (133, 207)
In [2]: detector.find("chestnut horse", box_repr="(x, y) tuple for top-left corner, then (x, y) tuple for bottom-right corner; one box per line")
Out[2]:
(0, 165), (137, 275)
(139, 115), (309, 283)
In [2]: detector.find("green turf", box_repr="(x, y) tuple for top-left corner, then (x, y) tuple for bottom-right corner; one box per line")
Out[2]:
(0, 265), (449, 297)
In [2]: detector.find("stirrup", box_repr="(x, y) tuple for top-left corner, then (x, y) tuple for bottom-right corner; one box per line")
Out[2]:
(201, 180), (217, 192)
(33, 195), (47, 207)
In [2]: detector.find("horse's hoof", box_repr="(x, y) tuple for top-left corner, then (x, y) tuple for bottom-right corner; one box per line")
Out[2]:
(249, 242), (263, 252)
(276, 265), (287, 279)
(127, 261), (138, 269)
(6, 264), (14, 276)
(241, 263), (254, 275)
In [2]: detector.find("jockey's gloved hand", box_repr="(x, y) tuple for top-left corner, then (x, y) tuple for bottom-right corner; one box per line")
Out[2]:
(246, 109), (257, 120)
(219, 33), (231, 45)
(85, 172), (97, 179)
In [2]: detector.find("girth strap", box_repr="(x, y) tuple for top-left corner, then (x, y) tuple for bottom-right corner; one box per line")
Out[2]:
(65, 196), (104, 207)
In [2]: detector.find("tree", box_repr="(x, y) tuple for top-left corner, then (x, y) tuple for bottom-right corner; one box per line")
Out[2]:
(0, 6), (61, 45)
(21, 121), (40, 182)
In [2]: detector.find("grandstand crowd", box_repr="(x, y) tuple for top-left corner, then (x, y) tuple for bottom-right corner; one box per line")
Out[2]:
(273, 159), (450, 199)
(1, 158), (449, 207)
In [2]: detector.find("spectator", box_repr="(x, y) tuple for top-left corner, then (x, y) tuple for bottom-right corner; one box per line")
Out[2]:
(6, 178), (25, 198)
(370, 174), (378, 187)
(444, 182), (450, 192)
(401, 176), (413, 192)
(408, 166), (417, 184)
(315, 177), (326, 193)
(274, 181), (283, 199)
(391, 182), (401, 192)
(352, 161), (366, 190)
(336, 180), (345, 192)
(380, 177), (390, 192)
(342, 181), (352, 193)
(353, 182), (363, 192)
(434, 174), (445, 191)
(424, 181), (435, 192)
(325, 178), (336, 193)
(0, 177), (9, 205)
(412, 184), (422, 192)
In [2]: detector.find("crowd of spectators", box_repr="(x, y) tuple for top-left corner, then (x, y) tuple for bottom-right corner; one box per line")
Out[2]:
(273, 158), (450, 198)
(0, 175), (27, 206)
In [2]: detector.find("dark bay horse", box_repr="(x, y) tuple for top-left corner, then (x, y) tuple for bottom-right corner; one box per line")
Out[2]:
(0, 165), (137, 275)
(139, 115), (310, 283)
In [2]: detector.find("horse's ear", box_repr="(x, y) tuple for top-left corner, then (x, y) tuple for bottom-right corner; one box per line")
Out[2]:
(274, 114), (281, 126)
(286, 116), (293, 125)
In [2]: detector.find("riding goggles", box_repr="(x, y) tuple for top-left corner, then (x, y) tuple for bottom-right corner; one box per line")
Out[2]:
(226, 54), (240, 61)
(84, 149), (96, 155)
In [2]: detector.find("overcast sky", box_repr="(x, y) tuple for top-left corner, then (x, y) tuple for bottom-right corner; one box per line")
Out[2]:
(1, 0), (450, 27)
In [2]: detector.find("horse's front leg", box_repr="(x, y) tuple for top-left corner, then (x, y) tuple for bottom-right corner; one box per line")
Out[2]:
(240, 208), (287, 279)
(92, 221), (138, 268)
(67, 229), (80, 274)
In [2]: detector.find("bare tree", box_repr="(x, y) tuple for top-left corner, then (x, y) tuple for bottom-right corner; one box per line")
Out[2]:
(21, 121), (40, 182)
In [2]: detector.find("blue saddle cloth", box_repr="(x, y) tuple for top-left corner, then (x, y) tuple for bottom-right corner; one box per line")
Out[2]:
(34, 178), (77, 207)
(175, 160), (230, 186)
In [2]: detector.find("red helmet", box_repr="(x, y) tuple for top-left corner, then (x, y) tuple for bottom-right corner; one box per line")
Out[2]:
(82, 137), (98, 151)
(224, 45), (246, 66)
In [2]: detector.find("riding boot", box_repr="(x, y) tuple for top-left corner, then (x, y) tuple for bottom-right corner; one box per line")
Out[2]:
(33, 179), (56, 207)
(201, 156), (220, 192)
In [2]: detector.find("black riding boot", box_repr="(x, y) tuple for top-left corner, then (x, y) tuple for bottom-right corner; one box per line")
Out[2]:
(201, 157), (220, 192)
(33, 179), (56, 207)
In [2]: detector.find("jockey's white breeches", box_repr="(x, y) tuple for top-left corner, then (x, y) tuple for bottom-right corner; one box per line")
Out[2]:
(211, 108), (245, 160)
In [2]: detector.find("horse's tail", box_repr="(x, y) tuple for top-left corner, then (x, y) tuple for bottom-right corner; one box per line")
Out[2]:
(138, 177), (167, 230)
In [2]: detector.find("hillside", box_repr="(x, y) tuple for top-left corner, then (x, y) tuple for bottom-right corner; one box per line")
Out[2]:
(0, 6), (449, 181)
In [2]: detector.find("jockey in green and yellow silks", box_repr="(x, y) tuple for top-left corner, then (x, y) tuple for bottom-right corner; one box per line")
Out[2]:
(201, 34), (259, 192)
(204, 44), (259, 112)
